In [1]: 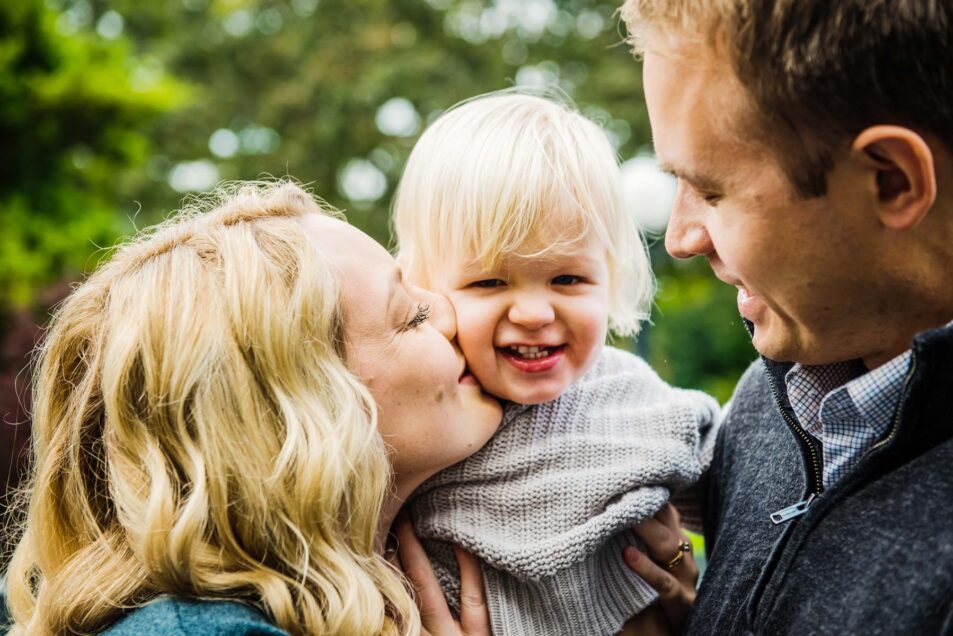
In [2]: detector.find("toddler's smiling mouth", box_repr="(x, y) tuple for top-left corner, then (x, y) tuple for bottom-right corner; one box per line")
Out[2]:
(500, 344), (565, 360)
(496, 344), (566, 374)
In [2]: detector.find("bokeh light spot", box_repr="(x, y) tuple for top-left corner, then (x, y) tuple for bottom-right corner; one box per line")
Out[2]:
(208, 129), (240, 158)
(168, 160), (220, 193)
(375, 98), (421, 138)
(338, 159), (387, 203)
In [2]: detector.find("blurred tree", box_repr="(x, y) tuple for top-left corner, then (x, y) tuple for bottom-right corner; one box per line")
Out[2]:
(0, 0), (188, 527)
(0, 0), (187, 308)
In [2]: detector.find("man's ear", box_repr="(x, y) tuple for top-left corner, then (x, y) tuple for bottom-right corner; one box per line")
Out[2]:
(852, 126), (937, 231)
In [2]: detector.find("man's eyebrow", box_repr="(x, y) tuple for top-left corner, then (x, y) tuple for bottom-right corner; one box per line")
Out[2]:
(658, 161), (723, 192)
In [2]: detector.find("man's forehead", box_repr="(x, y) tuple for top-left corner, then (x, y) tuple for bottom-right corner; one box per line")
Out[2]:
(646, 52), (772, 181)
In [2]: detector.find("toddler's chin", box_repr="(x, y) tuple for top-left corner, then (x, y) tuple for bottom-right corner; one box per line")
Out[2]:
(493, 380), (568, 406)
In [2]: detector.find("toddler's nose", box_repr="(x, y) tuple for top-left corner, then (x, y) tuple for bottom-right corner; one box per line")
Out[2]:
(508, 294), (555, 330)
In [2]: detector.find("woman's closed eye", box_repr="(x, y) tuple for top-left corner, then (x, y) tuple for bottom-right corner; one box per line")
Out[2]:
(406, 303), (431, 329)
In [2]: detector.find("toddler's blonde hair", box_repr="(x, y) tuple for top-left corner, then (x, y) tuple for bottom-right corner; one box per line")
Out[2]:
(5, 181), (419, 635)
(392, 91), (653, 337)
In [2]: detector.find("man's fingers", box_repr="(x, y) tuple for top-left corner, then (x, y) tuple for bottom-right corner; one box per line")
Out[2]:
(633, 505), (694, 575)
(632, 520), (699, 591)
(633, 517), (679, 563)
(624, 547), (682, 599)
(455, 545), (491, 636)
(624, 546), (695, 632)
(656, 503), (682, 532)
(394, 516), (458, 634)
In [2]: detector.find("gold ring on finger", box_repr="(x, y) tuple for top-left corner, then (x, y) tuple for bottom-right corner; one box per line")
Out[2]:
(666, 540), (692, 568)
(666, 550), (684, 568)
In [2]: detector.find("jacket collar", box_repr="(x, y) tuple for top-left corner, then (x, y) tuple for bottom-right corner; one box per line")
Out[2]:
(744, 317), (953, 452)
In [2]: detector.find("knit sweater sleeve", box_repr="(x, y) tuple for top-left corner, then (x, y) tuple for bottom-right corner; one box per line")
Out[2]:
(409, 346), (719, 636)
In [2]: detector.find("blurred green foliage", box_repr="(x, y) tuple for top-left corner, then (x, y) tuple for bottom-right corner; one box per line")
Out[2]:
(0, 0), (187, 306)
(1, 0), (755, 403)
(647, 246), (755, 401)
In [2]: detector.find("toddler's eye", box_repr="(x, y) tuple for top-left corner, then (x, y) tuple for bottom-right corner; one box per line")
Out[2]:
(552, 275), (581, 285)
(470, 279), (505, 288)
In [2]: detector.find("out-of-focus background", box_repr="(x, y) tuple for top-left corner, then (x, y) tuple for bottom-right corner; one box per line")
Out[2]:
(0, 0), (754, 529)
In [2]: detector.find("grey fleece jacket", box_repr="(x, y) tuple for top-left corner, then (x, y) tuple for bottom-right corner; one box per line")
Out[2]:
(410, 346), (719, 636)
(690, 322), (953, 635)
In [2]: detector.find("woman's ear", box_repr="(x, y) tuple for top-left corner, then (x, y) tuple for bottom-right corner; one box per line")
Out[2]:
(852, 125), (937, 231)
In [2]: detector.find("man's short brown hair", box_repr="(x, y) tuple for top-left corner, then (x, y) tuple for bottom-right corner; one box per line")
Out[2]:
(622, 0), (953, 197)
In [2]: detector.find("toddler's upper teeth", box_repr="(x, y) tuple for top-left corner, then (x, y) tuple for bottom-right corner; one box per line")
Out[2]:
(516, 345), (541, 354)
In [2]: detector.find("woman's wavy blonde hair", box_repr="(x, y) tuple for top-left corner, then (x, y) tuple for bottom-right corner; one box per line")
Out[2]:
(4, 181), (419, 635)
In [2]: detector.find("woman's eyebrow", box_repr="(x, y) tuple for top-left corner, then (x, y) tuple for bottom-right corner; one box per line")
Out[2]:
(386, 267), (403, 317)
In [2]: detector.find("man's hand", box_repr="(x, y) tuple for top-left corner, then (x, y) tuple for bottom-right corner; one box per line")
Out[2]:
(393, 514), (492, 636)
(623, 504), (699, 634)
(618, 604), (674, 636)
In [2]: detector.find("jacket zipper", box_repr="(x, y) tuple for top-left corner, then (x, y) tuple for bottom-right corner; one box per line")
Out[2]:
(861, 354), (917, 460)
(748, 354), (918, 633)
(742, 366), (826, 632)
(766, 373), (825, 519)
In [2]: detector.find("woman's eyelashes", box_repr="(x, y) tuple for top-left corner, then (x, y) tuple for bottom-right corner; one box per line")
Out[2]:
(406, 303), (432, 329)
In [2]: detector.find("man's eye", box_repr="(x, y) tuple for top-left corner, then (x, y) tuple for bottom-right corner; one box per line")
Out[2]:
(702, 193), (723, 205)
(552, 275), (581, 285)
(470, 279), (505, 288)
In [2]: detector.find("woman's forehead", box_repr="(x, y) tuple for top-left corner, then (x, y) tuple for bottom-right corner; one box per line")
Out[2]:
(304, 214), (391, 265)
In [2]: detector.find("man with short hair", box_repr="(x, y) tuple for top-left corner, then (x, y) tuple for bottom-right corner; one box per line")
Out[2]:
(620, 1), (953, 633)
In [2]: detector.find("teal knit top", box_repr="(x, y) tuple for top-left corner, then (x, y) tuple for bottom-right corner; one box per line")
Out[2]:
(101, 597), (288, 635)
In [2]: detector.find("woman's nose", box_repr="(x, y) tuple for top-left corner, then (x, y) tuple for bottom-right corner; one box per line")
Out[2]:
(507, 294), (555, 330)
(422, 289), (457, 341)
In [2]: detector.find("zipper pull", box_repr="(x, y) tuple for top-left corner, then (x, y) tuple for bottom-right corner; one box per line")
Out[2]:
(770, 493), (817, 525)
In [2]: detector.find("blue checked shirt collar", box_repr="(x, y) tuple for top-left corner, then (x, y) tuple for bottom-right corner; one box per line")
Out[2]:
(784, 351), (912, 487)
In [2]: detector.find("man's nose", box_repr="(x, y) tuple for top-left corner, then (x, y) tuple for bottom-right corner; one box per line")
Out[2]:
(507, 293), (555, 330)
(665, 189), (715, 259)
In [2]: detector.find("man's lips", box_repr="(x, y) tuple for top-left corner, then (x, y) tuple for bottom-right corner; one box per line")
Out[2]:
(736, 285), (765, 321)
(711, 264), (766, 321)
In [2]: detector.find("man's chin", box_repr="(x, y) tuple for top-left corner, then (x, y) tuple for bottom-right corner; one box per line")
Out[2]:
(750, 322), (799, 363)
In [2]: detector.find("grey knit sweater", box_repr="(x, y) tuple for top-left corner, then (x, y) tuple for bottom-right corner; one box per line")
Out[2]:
(409, 346), (719, 636)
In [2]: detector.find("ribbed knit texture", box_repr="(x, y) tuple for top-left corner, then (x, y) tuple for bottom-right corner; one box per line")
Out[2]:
(410, 346), (720, 636)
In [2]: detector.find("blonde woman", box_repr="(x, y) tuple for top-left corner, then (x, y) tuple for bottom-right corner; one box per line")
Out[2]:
(3, 181), (501, 635)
